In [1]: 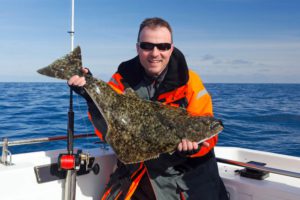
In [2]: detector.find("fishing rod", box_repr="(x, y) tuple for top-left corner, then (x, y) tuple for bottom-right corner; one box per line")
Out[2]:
(58, 1), (77, 199)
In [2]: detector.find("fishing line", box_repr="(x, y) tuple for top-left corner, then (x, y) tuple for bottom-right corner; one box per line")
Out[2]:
(74, 93), (93, 151)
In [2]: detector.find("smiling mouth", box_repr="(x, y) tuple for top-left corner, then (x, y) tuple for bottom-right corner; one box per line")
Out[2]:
(148, 59), (162, 63)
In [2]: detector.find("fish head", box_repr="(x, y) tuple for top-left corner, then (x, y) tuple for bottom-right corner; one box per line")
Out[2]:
(186, 116), (224, 140)
(208, 118), (224, 135)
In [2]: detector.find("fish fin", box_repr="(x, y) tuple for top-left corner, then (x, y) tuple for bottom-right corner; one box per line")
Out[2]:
(37, 46), (83, 80)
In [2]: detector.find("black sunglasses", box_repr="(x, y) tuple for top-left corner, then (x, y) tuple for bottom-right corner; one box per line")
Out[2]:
(139, 42), (172, 51)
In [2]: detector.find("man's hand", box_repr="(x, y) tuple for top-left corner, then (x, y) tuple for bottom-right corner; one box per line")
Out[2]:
(67, 67), (89, 87)
(177, 139), (198, 152)
(177, 139), (210, 155)
(67, 67), (92, 101)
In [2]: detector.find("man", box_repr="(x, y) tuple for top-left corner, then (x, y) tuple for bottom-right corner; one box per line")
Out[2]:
(69, 17), (228, 200)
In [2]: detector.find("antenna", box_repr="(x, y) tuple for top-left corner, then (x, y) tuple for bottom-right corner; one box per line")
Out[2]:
(69, 0), (75, 51)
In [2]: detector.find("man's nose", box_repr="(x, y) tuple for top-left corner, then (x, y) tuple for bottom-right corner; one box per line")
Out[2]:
(150, 46), (160, 56)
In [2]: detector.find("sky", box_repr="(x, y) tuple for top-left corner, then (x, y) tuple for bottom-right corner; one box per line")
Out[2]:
(1, 0), (300, 83)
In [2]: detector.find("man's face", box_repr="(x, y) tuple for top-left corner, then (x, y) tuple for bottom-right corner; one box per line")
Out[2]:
(137, 26), (174, 77)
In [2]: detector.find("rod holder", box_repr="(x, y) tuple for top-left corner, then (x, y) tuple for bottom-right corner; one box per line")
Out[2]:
(1, 138), (12, 165)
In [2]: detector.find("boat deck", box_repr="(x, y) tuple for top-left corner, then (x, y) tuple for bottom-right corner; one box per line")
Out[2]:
(1, 146), (299, 200)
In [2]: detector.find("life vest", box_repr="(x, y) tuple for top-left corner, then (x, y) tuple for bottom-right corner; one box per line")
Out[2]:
(90, 48), (218, 199)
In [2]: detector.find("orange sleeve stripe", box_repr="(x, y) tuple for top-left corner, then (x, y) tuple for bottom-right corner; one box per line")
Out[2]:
(101, 163), (146, 199)
(124, 168), (147, 200)
(94, 128), (104, 141)
(108, 84), (124, 94)
(114, 191), (123, 200)
(108, 73), (125, 93)
(101, 187), (112, 200)
(87, 112), (104, 141)
(130, 163), (144, 179)
(157, 85), (189, 103)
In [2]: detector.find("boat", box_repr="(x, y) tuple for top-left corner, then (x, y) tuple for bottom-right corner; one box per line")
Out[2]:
(1, 136), (300, 200)
(1, 1), (299, 199)
(215, 147), (300, 200)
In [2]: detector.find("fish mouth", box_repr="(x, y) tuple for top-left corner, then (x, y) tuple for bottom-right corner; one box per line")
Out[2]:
(210, 119), (224, 132)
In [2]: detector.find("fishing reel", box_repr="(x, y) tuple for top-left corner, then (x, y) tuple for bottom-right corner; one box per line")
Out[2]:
(58, 150), (100, 175)
(58, 151), (81, 170)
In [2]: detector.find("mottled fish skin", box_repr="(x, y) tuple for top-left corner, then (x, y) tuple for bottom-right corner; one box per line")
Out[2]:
(37, 47), (84, 80)
(37, 46), (224, 164)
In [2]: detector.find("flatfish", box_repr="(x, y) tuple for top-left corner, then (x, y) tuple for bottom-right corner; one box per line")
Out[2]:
(37, 47), (224, 164)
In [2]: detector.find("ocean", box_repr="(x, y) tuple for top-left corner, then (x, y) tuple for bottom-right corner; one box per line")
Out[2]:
(0, 82), (299, 157)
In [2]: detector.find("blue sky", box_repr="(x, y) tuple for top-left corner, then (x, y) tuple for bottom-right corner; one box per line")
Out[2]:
(1, 0), (300, 83)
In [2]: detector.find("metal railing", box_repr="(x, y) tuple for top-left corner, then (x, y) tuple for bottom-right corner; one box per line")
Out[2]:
(0, 133), (99, 165)
(1, 136), (299, 179)
(0, 133), (96, 147)
(216, 157), (300, 179)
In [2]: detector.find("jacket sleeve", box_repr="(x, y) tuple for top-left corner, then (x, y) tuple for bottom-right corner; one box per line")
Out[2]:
(186, 70), (218, 157)
(107, 73), (126, 94)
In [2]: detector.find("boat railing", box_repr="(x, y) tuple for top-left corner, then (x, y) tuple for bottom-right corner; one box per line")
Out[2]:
(0, 133), (103, 165)
(1, 136), (300, 179)
(216, 157), (300, 179)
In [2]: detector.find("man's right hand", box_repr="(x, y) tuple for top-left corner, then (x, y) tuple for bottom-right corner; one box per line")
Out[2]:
(67, 67), (93, 101)
(67, 67), (89, 87)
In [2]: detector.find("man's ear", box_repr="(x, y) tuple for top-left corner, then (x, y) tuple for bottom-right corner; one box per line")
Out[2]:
(170, 44), (175, 54)
(136, 43), (139, 54)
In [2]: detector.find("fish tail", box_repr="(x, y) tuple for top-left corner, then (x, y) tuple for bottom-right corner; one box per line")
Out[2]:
(37, 46), (83, 80)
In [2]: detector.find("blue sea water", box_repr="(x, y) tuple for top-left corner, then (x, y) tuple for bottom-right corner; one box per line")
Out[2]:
(0, 83), (299, 157)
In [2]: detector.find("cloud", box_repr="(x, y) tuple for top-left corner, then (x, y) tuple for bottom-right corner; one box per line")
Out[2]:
(201, 54), (215, 61)
(198, 54), (256, 67)
(230, 59), (253, 65)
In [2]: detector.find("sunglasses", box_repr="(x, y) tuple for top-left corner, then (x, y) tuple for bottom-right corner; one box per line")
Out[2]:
(139, 42), (172, 51)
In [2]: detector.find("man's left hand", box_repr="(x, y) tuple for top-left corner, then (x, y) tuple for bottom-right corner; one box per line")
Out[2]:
(177, 139), (210, 155)
(177, 139), (198, 152)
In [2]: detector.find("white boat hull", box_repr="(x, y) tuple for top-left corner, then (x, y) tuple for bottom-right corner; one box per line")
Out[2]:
(0, 147), (117, 200)
(215, 147), (300, 200)
(1, 146), (299, 200)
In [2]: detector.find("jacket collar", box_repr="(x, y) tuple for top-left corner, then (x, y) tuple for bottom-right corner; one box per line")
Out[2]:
(117, 47), (189, 95)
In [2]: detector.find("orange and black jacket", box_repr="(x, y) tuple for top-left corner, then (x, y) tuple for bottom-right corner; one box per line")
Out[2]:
(84, 48), (220, 200)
